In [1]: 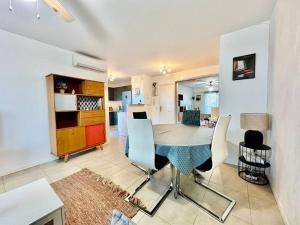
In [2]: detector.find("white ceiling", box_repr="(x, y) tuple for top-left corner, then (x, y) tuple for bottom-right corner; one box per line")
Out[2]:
(179, 76), (218, 89)
(0, 0), (276, 79)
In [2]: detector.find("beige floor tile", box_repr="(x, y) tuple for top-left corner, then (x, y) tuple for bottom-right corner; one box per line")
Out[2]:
(151, 165), (173, 186)
(93, 164), (124, 178)
(74, 156), (111, 171)
(249, 195), (284, 225)
(131, 211), (145, 224)
(110, 169), (143, 190)
(125, 164), (147, 176)
(209, 164), (248, 192)
(131, 179), (171, 210)
(195, 211), (250, 225)
(156, 194), (199, 225)
(137, 215), (171, 225)
(3, 166), (50, 191)
(41, 161), (81, 182)
(247, 182), (275, 200)
(207, 182), (251, 224)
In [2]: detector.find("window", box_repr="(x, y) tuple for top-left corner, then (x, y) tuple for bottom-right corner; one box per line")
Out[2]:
(202, 92), (219, 114)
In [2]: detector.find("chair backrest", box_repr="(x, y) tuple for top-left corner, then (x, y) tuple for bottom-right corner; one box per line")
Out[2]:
(127, 118), (156, 170)
(211, 115), (231, 170)
(182, 110), (201, 126)
(133, 111), (147, 119)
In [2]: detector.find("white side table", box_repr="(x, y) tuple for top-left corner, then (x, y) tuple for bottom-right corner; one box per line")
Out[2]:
(0, 178), (64, 225)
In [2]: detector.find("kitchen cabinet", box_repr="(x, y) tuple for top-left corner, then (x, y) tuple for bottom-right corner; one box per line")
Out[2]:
(109, 86), (132, 101)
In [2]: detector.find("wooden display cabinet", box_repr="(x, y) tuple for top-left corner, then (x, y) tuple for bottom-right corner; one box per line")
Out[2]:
(46, 74), (106, 161)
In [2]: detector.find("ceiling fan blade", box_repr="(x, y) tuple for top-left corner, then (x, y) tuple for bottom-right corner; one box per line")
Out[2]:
(43, 0), (75, 22)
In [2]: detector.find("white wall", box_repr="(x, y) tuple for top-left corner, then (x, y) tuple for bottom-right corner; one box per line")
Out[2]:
(219, 23), (270, 164)
(0, 29), (107, 176)
(268, 0), (300, 224)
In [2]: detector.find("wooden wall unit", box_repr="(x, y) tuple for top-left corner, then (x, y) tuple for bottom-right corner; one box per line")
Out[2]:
(46, 74), (106, 161)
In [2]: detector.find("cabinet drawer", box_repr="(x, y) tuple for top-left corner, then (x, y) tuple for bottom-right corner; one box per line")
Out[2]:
(78, 116), (105, 126)
(86, 124), (105, 146)
(78, 110), (105, 119)
(56, 127), (86, 155)
(81, 81), (104, 96)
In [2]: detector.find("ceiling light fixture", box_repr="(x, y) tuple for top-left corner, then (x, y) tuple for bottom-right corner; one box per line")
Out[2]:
(8, 0), (40, 19)
(36, 0), (40, 19)
(108, 74), (115, 82)
(8, 0), (75, 22)
(9, 0), (13, 11)
(160, 66), (172, 75)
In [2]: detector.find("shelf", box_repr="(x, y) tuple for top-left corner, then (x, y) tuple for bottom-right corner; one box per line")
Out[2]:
(54, 76), (82, 94)
(56, 110), (79, 112)
(239, 156), (270, 168)
(76, 94), (104, 98)
(56, 111), (78, 129)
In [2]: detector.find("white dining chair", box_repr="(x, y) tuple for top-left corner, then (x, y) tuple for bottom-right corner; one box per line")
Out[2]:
(185, 115), (236, 223)
(127, 118), (172, 216)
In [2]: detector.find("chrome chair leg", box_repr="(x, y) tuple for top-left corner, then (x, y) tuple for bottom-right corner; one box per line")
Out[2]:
(180, 176), (236, 223)
(126, 169), (172, 216)
(131, 163), (156, 175)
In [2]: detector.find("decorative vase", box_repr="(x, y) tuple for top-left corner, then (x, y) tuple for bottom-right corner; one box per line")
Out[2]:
(59, 89), (65, 94)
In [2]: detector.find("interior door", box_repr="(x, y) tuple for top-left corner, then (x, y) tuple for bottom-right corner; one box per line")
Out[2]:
(159, 84), (175, 124)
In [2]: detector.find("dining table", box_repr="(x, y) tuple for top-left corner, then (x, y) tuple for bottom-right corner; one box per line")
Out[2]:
(125, 123), (214, 197)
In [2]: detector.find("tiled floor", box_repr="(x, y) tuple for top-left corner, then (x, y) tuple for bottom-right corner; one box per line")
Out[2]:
(0, 135), (284, 225)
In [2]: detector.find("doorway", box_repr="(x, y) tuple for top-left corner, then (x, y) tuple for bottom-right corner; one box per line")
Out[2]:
(159, 83), (176, 124)
(176, 76), (219, 124)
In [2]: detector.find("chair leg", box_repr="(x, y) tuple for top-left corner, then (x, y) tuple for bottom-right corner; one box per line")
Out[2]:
(126, 170), (172, 216)
(180, 177), (236, 223)
(131, 163), (157, 175)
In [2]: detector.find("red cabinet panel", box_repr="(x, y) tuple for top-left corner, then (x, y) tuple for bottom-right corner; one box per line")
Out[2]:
(86, 124), (105, 147)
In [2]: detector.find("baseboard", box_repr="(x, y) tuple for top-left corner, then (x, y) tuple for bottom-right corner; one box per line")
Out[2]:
(269, 181), (290, 225)
(0, 157), (55, 177)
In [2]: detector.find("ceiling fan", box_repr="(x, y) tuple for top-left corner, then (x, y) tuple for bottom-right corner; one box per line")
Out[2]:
(8, 0), (74, 22)
(43, 0), (74, 22)
(196, 80), (219, 87)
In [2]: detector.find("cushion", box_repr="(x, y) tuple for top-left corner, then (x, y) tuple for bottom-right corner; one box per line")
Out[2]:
(111, 210), (136, 225)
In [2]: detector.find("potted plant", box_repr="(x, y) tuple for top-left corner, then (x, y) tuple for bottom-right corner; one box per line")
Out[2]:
(56, 81), (68, 94)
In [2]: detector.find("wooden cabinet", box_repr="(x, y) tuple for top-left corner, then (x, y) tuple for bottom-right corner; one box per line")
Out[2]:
(56, 127), (86, 156)
(78, 110), (105, 118)
(86, 124), (105, 147)
(81, 80), (104, 96)
(46, 74), (106, 161)
(78, 110), (105, 126)
(78, 116), (105, 126)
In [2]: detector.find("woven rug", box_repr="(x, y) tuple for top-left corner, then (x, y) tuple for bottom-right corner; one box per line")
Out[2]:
(51, 168), (140, 225)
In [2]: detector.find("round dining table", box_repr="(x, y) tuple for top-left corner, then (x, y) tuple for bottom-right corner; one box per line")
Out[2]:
(125, 123), (214, 197)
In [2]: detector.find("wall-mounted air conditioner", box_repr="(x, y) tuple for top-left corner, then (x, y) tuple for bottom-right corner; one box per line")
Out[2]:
(72, 53), (106, 73)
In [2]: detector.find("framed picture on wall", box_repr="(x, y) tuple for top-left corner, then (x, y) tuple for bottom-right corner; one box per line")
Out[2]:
(233, 54), (256, 80)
